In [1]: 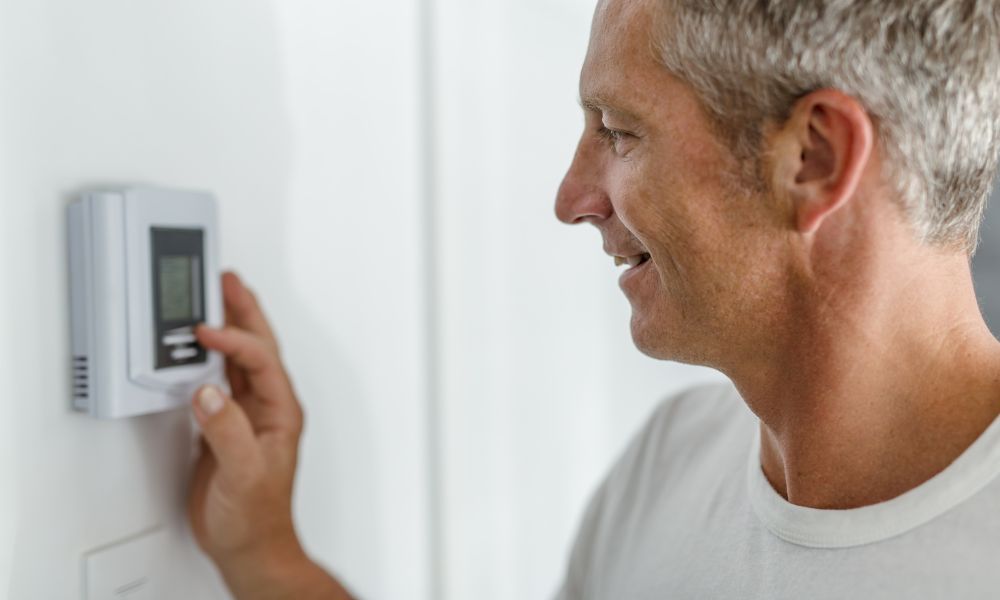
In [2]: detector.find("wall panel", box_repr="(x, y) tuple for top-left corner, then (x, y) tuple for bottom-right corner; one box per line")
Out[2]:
(429, 1), (724, 598)
(0, 1), (429, 598)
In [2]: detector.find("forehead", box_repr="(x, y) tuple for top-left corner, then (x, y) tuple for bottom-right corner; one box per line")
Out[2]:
(580, 0), (662, 111)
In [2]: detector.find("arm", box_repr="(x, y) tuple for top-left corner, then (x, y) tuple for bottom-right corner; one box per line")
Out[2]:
(215, 538), (352, 600)
(187, 271), (355, 600)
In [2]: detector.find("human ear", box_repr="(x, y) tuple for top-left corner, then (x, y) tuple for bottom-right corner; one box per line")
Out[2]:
(772, 89), (874, 235)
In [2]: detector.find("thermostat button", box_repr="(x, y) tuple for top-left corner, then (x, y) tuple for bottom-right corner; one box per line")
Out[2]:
(170, 347), (199, 360)
(162, 332), (197, 346)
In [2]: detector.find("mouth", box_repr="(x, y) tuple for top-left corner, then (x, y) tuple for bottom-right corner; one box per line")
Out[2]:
(614, 253), (652, 270)
(615, 251), (653, 292)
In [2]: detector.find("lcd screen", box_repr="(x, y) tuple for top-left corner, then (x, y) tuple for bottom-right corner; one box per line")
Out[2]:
(160, 255), (194, 321)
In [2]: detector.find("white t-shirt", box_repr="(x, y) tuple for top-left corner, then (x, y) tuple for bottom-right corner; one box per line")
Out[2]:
(555, 381), (1000, 599)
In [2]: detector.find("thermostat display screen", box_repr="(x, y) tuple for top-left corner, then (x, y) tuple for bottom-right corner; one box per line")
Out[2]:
(159, 256), (200, 321)
(151, 227), (207, 370)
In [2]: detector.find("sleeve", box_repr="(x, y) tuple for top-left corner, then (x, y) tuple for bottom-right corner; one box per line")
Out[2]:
(551, 390), (681, 600)
(550, 382), (730, 600)
(552, 476), (609, 600)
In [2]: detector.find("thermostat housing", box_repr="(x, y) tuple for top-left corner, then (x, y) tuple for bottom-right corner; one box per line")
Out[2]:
(68, 186), (224, 419)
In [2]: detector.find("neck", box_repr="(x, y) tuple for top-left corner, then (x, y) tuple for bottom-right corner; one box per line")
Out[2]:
(729, 244), (1000, 509)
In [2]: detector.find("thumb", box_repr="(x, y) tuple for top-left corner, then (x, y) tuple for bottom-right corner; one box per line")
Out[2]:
(193, 385), (260, 480)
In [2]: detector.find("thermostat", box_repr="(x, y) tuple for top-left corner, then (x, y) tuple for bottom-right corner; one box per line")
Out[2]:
(67, 186), (224, 419)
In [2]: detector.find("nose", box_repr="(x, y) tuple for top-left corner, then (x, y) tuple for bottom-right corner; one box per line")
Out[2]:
(555, 140), (613, 225)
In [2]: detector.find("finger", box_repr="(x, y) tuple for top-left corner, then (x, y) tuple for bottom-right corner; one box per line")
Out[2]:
(221, 272), (279, 351)
(196, 325), (295, 411)
(192, 385), (261, 483)
(197, 324), (275, 372)
(225, 359), (250, 399)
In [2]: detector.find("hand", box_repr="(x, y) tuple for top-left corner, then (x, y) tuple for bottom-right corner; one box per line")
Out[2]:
(187, 272), (355, 600)
(188, 272), (305, 578)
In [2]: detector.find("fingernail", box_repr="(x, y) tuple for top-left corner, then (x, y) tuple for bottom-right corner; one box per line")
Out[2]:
(198, 386), (225, 416)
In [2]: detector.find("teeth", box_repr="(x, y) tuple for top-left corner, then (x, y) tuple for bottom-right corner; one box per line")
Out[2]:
(614, 254), (650, 269)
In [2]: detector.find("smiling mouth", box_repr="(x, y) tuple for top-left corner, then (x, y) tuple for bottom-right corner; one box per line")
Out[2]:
(614, 253), (651, 269)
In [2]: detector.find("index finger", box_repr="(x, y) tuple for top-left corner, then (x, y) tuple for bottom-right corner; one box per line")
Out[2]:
(220, 271), (280, 352)
(195, 325), (300, 433)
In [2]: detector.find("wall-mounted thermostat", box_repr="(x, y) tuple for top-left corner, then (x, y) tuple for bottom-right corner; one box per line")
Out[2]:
(68, 186), (224, 419)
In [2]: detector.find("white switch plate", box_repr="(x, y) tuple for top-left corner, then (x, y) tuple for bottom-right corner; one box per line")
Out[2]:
(83, 528), (168, 599)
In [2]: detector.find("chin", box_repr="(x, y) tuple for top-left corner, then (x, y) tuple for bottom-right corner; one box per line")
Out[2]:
(629, 309), (711, 365)
(629, 312), (676, 360)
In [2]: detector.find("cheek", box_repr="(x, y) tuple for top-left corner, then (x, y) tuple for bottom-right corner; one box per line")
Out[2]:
(619, 187), (697, 262)
(607, 144), (732, 273)
(609, 163), (680, 239)
(638, 205), (737, 301)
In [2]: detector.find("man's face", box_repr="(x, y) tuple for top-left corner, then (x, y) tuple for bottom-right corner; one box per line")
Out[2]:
(556, 0), (786, 365)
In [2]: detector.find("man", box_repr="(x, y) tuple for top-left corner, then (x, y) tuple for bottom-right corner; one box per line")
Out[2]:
(187, 0), (1000, 598)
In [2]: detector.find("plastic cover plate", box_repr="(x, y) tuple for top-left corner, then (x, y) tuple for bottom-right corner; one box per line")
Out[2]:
(83, 528), (167, 599)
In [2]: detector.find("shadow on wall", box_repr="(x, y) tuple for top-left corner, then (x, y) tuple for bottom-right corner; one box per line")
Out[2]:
(973, 183), (1000, 338)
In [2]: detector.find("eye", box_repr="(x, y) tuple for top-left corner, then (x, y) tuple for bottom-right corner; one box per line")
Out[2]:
(597, 125), (635, 157)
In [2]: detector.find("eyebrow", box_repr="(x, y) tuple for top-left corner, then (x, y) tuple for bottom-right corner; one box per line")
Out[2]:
(579, 95), (643, 124)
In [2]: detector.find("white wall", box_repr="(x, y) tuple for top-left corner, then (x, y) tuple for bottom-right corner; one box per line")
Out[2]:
(0, 1), (286, 597)
(271, 2), (432, 598)
(429, 1), (723, 598)
(0, 1), (429, 598)
(0, 95), (15, 595)
(1, 1), (723, 599)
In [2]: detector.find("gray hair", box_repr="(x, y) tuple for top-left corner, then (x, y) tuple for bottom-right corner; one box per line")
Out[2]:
(656, 0), (1000, 253)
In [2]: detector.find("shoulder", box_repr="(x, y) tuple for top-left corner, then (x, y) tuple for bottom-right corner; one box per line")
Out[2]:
(604, 379), (749, 496)
(557, 380), (753, 598)
(638, 380), (747, 452)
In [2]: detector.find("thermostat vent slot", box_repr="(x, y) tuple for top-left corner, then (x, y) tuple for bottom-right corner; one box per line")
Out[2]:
(72, 355), (90, 403)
